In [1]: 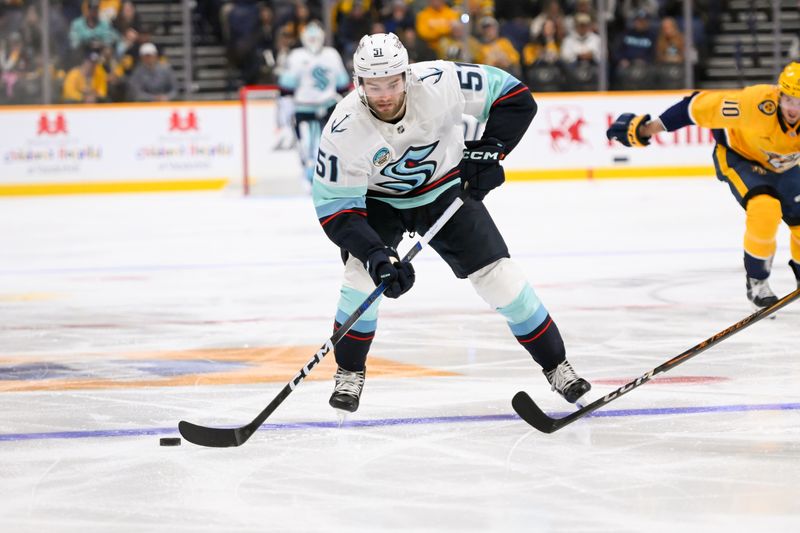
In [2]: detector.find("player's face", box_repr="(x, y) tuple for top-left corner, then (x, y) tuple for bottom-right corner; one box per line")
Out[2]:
(362, 74), (406, 120)
(779, 93), (800, 125)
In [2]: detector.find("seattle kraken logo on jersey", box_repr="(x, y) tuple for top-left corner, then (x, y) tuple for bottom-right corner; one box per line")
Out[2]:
(377, 141), (439, 192)
(312, 66), (330, 90)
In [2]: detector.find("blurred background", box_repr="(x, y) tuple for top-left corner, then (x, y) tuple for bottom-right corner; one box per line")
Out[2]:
(1, 0), (798, 106)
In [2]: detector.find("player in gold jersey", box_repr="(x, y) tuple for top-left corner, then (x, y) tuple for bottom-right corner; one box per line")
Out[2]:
(607, 62), (800, 310)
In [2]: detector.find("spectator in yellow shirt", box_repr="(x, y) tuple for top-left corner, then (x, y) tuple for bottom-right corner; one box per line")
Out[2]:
(62, 48), (107, 103)
(475, 16), (520, 77)
(415, 0), (459, 50)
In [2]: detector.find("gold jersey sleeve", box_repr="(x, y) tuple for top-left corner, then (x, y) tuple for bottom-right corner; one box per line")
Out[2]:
(689, 84), (800, 172)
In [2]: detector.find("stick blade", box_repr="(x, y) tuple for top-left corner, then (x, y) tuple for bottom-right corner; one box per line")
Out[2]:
(178, 420), (249, 448)
(511, 391), (560, 434)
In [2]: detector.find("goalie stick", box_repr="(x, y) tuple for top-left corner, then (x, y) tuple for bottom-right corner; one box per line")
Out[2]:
(179, 195), (465, 447)
(513, 286), (800, 434)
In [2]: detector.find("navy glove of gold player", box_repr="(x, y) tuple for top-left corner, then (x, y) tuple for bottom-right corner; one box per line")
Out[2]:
(366, 246), (415, 299)
(606, 113), (651, 147)
(460, 137), (506, 201)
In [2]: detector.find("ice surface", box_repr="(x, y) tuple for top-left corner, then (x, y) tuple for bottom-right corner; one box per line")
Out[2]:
(1, 179), (798, 532)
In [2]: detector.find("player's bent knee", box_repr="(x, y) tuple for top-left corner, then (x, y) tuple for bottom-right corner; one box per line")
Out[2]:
(744, 195), (782, 257)
(343, 255), (376, 294)
(746, 194), (782, 226)
(468, 258), (528, 309)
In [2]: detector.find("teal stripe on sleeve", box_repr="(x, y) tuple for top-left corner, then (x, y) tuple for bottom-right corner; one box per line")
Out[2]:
(312, 179), (367, 218)
(478, 65), (523, 122)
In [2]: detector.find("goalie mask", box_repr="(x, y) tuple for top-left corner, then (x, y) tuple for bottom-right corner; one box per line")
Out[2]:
(300, 21), (325, 54)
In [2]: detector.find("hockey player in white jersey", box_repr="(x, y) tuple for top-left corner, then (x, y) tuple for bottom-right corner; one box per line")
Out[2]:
(312, 33), (591, 413)
(278, 21), (350, 185)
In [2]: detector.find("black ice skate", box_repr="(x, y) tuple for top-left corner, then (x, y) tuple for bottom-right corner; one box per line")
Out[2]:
(543, 360), (591, 404)
(329, 367), (366, 413)
(746, 276), (778, 309)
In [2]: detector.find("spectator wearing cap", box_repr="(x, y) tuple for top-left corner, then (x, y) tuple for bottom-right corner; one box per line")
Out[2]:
(619, 0), (659, 24)
(62, 47), (107, 103)
(561, 13), (601, 64)
(612, 9), (657, 89)
(475, 16), (521, 77)
(69, 0), (120, 59)
(437, 19), (479, 61)
(613, 9), (656, 69)
(564, 0), (596, 35)
(128, 42), (177, 102)
(416, 0), (459, 51)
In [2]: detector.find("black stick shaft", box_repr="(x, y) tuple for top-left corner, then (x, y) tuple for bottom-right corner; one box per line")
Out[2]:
(513, 287), (800, 433)
(179, 196), (465, 447)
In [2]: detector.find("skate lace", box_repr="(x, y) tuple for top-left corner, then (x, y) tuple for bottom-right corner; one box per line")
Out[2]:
(334, 369), (365, 397)
(547, 361), (579, 393)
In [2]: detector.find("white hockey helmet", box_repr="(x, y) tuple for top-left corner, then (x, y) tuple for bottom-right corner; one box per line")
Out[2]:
(353, 33), (410, 108)
(353, 32), (409, 79)
(300, 21), (325, 54)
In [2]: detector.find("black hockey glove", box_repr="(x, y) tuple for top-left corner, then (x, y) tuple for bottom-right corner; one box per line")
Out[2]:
(460, 137), (506, 201)
(366, 246), (415, 299)
(606, 113), (651, 147)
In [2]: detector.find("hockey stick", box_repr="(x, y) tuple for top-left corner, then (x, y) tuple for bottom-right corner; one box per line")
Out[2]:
(513, 287), (800, 434)
(179, 195), (465, 447)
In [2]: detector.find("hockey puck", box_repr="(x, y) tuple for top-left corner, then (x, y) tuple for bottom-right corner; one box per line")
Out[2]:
(159, 437), (182, 446)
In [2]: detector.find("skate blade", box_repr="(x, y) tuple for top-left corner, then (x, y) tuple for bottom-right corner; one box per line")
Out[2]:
(334, 409), (350, 427)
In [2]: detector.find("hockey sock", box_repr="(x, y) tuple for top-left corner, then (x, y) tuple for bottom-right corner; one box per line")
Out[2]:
(743, 195), (781, 278)
(332, 320), (374, 372)
(495, 283), (566, 371)
(334, 285), (380, 372)
(791, 226), (800, 275)
(513, 314), (567, 371)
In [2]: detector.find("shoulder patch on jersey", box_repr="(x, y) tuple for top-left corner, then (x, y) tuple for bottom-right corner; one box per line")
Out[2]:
(758, 100), (777, 115)
(372, 147), (391, 167)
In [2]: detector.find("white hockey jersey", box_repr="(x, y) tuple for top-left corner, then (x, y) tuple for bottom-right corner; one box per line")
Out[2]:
(312, 60), (523, 219)
(278, 46), (350, 114)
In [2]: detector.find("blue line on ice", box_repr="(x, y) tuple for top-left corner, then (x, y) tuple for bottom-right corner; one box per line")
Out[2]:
(1, 402), (798, 442)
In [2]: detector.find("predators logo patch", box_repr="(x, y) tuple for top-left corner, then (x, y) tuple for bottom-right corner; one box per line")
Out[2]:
(758, 100), (777, 115)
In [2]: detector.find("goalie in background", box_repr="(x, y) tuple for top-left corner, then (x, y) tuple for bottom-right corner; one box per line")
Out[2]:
(607, 62), (800, 310)
(312, 33), (591, 415)
(278, 21), (351, 187)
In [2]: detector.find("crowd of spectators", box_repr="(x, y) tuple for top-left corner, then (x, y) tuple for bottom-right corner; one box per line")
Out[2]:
(212, 0), (719, 93)
(0, 0), (724, 105)
(0, 0), (176, 104)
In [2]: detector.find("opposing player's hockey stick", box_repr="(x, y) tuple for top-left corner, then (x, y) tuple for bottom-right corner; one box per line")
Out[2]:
(513, 286), (800, 434)
(179, 195), (465, 447)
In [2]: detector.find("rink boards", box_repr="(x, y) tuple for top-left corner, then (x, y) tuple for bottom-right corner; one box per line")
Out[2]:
(0, 91), (716, 196)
